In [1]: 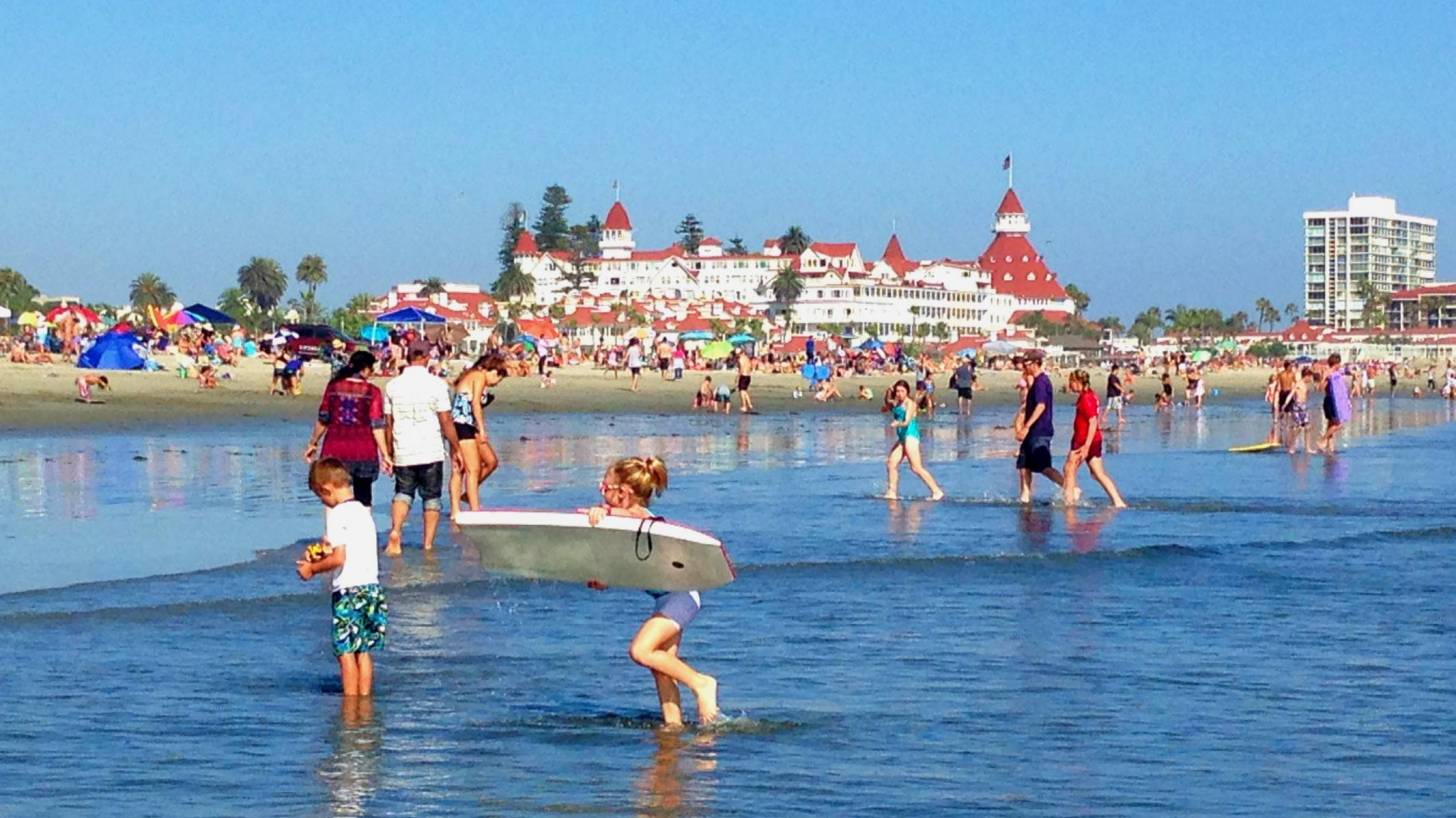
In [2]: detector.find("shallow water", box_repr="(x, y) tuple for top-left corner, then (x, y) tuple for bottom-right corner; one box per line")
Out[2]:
(3, 397), (1455, 816)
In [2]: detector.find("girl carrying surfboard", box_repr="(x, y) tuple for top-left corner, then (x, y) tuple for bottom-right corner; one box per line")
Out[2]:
(585, 456), (721, 727)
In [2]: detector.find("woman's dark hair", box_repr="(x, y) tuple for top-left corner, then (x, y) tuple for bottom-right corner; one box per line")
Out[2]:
(331, 350), (377, 383)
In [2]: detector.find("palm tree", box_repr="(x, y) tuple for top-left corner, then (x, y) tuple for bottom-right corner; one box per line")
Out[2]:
(129, 272), (176, 318)
(416, 277), (446, 298)
(0, 267), (38, 315)
(771, 266), (804, 340)
(779, 226), (812, 255)
(933, 321), (949, 342)
(295, 254), (328, 301)
(237, 257), (287, 312)
(1418, 295), (1444, 327)
(908, 305), (922, 340)
(492, 264), (534, 301)
(1253, 297), (1272, 331)
(1284, 302), (1299, 323)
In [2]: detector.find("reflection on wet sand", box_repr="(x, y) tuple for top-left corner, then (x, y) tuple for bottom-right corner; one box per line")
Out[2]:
(318, 697), (381, 817)
(634, 728), (717, 817)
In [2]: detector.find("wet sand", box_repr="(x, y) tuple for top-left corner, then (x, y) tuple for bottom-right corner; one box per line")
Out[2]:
(0, 357), (1286, 430)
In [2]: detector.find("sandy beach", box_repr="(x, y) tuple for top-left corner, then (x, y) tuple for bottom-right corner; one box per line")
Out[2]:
(0, 357), (1292, 430)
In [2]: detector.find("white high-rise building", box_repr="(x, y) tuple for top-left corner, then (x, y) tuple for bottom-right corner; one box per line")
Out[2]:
(1304, 195), (1437, 328)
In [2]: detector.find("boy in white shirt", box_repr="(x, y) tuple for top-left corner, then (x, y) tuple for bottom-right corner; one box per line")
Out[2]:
(296, 458), (387, 697)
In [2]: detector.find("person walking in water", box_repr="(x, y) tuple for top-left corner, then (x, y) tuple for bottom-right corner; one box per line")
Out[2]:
(735, 348), (756, 413)
(883, 379), (945, 500)
(383, 343), (463, 554)
(448, 354), (508, 518)
(1063, 369), (1127, 508)
(1316, 354), (1352, 454)
(1014, 351), (1064, 503)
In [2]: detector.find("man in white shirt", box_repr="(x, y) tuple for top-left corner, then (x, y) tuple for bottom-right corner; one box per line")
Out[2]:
(383, 343), (463, 555)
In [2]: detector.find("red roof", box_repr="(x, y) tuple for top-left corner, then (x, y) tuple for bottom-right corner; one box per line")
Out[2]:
(604, 201), (632, 231)
(809, 241), (857, 257)
(514, 230), (539, 255)
(1009, 310), (1071, 324)
(1389, 283), (1456, 300)
(997, 188), (1025, 215)
(977, 233), (1068, 301)
(942, 335), (988, 354)
(628, 245), (686, 262)
(700, 237), (722, 246)
(1278, 319), (1333, 342)
(879, 233), (917, 277)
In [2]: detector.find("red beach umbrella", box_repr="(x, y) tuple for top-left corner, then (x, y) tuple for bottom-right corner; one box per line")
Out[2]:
(46, 304), (102, 323)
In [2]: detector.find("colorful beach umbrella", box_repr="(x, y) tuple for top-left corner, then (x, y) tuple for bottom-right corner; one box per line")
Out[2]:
(679, 329), (713, 341)
(18, 311), (43, 326)
(46, 304), (102, 324)
(357, 325), (390, 343)
(728, 333), (754, 345)
(181, 303), (237, 325)
(375, 306), (446, 324)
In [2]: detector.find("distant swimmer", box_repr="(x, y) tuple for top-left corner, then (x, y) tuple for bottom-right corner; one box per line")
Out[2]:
(883, 379), (944, 501)
(585, 456), (719, 727)
(1063, 370), (1127, 508)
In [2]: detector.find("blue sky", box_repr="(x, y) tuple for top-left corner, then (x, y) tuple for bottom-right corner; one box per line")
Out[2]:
(2, 1), (1452, 320)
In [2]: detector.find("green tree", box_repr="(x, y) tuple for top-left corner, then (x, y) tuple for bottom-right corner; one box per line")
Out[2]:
(933, 321), (949, 341)
(779, 225), (812, 255)
(675, 214), (705, 254)
(1064, 283), (1090, 315)
(1284, 302), (1299, 322)
(771, 266), (804, 339)
(492, 263), (535, 301)
(129, 272), (176, 317)
(1096, 315), (1125, 334)
(415, 277), (446, 298)
(237, 257), (287, 312)
(296, 255), (328, 300)
(533, 185), (572, 252)
(0, 267), (39, 315)
(1129, 305), (1163, 343)
(726, 236), (749, 256)
(1418, 295), (1444, 327)
(563, 222), (601, 291)
(498, 201), (528, 274)
(217, 287), (256, 328)
(331, 292), (376, 336)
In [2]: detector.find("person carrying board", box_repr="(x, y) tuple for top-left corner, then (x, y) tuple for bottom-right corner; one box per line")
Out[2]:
(585, 456), (720, 727)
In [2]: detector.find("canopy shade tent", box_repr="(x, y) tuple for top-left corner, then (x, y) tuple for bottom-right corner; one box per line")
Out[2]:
(858, 338), (884, 351)
(982, 340), (1021, 356)
(0, 306), (11, 320)
(181, 303), (237, 325)
(375, 306), (446, 324)
(679, 329), (713, 341)
(77, 331), (145, 370)
(515, 318), (561, 340)
(727, 333), (755, 345)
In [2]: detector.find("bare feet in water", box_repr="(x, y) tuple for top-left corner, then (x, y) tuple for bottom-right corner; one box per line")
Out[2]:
(384, 530), (402, 556)
(693, 675), (719, 725)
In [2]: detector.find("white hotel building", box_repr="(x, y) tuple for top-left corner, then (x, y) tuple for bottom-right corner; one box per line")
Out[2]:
(509, 187), (1073, 341)
(1304, 195), (1437, 329)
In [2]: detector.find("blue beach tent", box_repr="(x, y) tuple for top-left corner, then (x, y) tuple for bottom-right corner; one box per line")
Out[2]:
(181, 303), (237, 325)
(77, 331), (145, 370)
(375, 306), (446, 324)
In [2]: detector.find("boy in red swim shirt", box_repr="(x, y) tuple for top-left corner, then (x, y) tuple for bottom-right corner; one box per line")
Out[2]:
(1064, 369), (1128, 508)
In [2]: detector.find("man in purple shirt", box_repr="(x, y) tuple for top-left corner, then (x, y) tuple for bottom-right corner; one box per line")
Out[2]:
(1014, 351), (1065, 503)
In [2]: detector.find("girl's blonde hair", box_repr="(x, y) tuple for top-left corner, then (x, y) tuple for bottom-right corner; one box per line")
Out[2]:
(607, 456), (669, 505)
(1070, 369), (1090, 388)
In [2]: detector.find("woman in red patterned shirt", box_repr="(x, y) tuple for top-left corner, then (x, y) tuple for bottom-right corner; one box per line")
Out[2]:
(304, 350), (393, 506)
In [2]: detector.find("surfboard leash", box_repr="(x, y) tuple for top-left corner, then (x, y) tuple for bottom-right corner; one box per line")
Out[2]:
(633, 516), (665, 561)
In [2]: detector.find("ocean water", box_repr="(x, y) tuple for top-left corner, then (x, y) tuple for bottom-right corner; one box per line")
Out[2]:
(2, 398), (1454, 817)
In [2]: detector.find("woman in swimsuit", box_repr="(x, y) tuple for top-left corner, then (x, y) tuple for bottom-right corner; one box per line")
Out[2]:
(449, 354), (509, 517)
(884, 379), (944, 500)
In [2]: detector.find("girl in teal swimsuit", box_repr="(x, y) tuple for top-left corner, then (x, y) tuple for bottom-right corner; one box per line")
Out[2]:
(884, 379), (945, 500)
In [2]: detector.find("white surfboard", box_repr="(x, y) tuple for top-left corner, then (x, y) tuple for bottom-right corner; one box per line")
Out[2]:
(454, 510), (736, 591)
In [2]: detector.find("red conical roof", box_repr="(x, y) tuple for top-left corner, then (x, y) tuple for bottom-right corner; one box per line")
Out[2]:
(604, 201), (633, 231)
(879, 233), (916, 277)
(514, 229), (539, 255)
(881, 233), (907, 262)
(996, 188), (1025, 215)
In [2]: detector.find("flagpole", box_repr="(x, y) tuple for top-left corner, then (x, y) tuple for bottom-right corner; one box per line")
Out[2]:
(1008, 154), (1013, 189)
